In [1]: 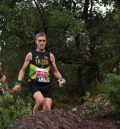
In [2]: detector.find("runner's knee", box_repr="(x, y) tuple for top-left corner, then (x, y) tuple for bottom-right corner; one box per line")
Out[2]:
(43, 98), (52, 111)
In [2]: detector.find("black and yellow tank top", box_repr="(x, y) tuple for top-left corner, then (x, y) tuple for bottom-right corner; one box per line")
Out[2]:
(29, 50), (51, 83)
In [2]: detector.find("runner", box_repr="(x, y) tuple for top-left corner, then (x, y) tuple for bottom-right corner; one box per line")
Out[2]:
(13, 32), (66, 114)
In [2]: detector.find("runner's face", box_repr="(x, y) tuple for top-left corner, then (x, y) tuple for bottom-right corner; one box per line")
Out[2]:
(36, 36), (47, 51)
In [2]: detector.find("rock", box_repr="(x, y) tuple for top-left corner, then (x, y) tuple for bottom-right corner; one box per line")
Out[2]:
(7, 109), (119, 129)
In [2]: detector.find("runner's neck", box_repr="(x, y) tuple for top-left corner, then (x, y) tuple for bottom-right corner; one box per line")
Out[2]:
(36, 49), (45, 53)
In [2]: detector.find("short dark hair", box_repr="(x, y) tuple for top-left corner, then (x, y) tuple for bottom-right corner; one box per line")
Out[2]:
(35, 32), (47, 40)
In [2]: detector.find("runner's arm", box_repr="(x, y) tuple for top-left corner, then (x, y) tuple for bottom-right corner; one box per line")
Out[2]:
(50, 53), (63, 79)
(17, 52), (32, 81)
(13, 52), (32, 91)
(50, 53), (66, 87)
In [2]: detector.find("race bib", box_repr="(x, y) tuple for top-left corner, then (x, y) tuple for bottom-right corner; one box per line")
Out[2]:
(36, 68), (50, 83)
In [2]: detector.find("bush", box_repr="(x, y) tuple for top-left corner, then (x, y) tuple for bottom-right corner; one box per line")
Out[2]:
(0, 91), (32, 129)
(81, 93), (106, 119)
(104, 74), (120, 112)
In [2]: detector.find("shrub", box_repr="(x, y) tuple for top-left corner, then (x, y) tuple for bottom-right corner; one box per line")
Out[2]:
(0, 91), (32, 129)
(104, 74), (120, 112)
(81, 92), (112, 119)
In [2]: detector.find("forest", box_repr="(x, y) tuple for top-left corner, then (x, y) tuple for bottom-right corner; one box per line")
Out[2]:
(0, 0), (120, 129)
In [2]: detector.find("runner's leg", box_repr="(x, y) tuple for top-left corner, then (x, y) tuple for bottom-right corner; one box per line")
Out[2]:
(33, 91), (45, 115)
(43, 98), (52, 111)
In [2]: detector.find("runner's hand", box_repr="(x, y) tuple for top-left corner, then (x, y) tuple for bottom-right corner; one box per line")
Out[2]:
(12, 85), (21, 91)
(58, 77), (66, 87)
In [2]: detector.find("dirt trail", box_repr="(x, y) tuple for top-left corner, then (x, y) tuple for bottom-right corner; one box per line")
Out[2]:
(7, 109), (120, 129)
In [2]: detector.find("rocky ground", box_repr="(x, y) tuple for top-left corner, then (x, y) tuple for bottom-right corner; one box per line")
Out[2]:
(7, 94), (120, 129)
(7, 108), (120, 129)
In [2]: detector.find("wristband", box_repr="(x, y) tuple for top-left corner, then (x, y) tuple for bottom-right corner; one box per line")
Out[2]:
(15, 80), (22, 86)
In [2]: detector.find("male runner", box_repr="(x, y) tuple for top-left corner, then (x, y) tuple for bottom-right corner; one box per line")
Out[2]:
(13, 32), (66, 114)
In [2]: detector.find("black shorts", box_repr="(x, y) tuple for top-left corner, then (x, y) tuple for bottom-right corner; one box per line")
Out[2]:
(28, 80), (52, 99)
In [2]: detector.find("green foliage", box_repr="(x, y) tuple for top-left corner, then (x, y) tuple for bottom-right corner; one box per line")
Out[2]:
(51, 63), (82, 97)
(54, 94), (82, 110)
(104, 74), (120, 112)
(0, 91), (32, 129)
(92, 9), (120, 74)
(82, 93), (99, 119)
(81, 93), (110, 119)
